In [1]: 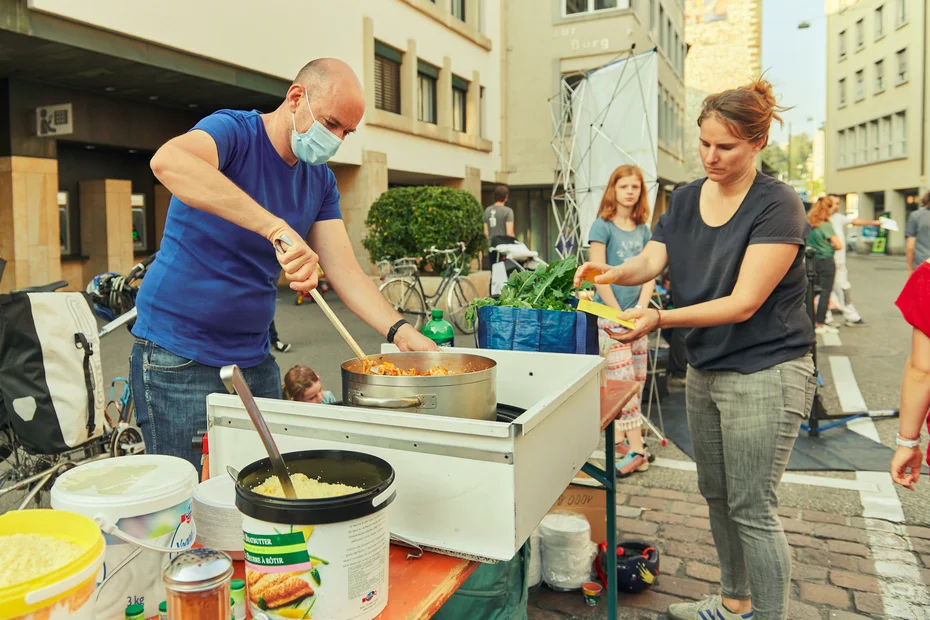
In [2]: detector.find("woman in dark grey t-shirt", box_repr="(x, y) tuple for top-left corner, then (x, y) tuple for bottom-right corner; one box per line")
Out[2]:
(576, 81), (815, 620)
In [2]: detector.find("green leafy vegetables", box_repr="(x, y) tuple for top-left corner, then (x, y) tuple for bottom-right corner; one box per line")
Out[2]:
(465, 257), (592, 326)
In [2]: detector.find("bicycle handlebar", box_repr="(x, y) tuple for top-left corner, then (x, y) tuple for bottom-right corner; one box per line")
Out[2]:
(423, 242), (467, 255)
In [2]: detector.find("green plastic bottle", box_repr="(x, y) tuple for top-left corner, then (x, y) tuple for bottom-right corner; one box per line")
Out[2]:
(422, 309), (455, 347)
(125, 603), (144, 620)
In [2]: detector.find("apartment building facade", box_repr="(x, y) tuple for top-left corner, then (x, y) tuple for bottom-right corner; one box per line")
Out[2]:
(0, 0), (502, 293)
(502, 0), (688, 258)
(825, 0), (929, 253)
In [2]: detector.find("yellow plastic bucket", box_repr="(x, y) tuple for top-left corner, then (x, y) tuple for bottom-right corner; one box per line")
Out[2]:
(0, 509), (105, 620)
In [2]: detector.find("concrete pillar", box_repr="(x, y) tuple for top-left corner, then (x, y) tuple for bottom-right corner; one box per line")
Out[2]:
(885, 188), (907, 255)
(154, 184), (171, 250)
(0, 156), (61, 293)
(332, 150), (388, 273)
(402, 39), (417, 120)
(854, 192), (875, 254)
(438, 57), (453, 129)
(79, 179), (134, 281)
(442, 166), (482, 203)
(467, 70), (480, 138)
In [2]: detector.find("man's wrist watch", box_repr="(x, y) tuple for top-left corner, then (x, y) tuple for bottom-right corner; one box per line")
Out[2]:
(387, 319), (410, 344)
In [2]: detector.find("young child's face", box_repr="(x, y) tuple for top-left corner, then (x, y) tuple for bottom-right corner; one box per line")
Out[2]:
(297, 381), (324, 404)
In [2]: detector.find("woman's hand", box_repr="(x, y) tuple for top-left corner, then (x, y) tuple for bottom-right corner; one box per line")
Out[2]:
(574, 262), (622, 288)
(606, 307), (660, 343)
(891, 446), (923, 490)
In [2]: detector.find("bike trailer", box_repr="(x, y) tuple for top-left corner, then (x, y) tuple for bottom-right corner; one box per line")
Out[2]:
(0, 291), (105, 453)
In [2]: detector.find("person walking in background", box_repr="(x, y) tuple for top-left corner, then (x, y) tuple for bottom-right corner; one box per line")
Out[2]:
(588, 164), (655, 476)
(484, 185), (514, 265)
(268, 319), (291, 353)
(806, 197), (841, 335)
(890, 254), (930, 492)
(576, 79), (815, 620)
(906, 191), (930, 274)
(827, 194), (879, 326)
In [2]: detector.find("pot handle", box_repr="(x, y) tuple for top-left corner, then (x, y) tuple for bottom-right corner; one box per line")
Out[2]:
(351, 394), (422, 409)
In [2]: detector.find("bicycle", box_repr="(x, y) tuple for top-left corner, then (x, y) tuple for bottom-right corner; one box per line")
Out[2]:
(0, 257), (153, 510)
(378, 242), (480, 334)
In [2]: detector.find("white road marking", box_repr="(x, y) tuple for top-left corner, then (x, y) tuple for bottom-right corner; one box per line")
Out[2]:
(829, 355), (869, 415)
(821, 332), (843, 347)
(648, 457), (881, 491)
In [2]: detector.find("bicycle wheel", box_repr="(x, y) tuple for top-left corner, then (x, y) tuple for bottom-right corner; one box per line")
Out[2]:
(447, 277), (479, 334)
(380, 279), (428, 331)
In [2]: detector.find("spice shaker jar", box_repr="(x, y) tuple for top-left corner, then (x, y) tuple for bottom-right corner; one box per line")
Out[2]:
(163, 548), (234, 620)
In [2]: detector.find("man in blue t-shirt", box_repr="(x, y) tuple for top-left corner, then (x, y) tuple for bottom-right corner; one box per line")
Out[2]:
(130, 59), (437, 472)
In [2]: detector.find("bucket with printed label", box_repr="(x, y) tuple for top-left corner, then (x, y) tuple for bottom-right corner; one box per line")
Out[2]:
(235, 450), (395, 620)
(0, 509), (105, 620)
(50, 455), (198, 620)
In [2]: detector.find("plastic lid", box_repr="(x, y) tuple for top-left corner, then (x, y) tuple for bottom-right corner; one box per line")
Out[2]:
(163, 548), (233, 593)
(51, 455), (198, 522)
(231, 578), (245, 590)
(159, 601), (167, 612)
(126, 603), (144, 616)
(431, 308), (443, 319)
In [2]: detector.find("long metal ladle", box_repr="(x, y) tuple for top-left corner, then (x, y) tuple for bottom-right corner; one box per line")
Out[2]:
(220, 364), (297, 499)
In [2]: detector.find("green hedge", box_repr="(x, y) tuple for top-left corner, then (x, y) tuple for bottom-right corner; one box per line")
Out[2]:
(363, 186), (484, 272)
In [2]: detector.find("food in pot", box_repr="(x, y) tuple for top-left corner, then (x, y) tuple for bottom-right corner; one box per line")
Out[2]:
(363, 359), (458, 376)
(0, 533), (85, 587)
(253, 473), (362, 499)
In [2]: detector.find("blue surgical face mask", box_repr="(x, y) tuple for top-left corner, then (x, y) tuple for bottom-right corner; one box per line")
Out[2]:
(291, 92), (342, 165)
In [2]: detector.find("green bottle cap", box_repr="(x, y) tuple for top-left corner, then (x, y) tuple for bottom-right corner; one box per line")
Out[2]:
(125, 603), (144, 618)
(158, 601), (167, 612)
(432, 309), (443, 319)
(231, 578), (245, 590)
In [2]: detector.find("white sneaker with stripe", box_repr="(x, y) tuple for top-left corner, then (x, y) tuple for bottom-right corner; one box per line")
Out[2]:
(667, 595), (754, 620)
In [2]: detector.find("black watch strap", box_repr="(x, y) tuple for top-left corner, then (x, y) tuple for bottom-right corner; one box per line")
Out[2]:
(387, 319), (410, 344)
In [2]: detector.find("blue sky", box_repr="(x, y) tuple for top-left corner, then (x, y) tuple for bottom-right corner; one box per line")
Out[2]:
(762, 0), (827, 145)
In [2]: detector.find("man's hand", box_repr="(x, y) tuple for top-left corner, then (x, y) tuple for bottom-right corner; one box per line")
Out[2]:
(393, 324), (440, 352)
(574, 262), (622, 288)
(891, 445), (923, 490)
(606, 307), (660, 343)
(270, 222), (320, 293)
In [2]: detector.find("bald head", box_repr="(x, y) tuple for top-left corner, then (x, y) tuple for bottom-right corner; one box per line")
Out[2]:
(286, 58), (364, 140)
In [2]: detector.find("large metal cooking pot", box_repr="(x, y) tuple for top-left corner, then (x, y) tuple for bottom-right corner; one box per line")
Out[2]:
(341, 352), (497, 420)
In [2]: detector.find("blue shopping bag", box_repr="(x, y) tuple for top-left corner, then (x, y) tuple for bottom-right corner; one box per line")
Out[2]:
(476, 305), (598, 354)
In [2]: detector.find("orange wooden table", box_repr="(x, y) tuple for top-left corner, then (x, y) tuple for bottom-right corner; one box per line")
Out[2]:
(232, 550), (478, 620)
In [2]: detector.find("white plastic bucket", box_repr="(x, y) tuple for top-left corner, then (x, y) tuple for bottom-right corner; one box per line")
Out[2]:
(50, 455), (198, 620)
(236, 450), (395, 620)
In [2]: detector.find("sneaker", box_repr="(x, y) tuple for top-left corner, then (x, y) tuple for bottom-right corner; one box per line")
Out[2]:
(274, 340), (292, 353)
(616, 451), (649, 477)
(815, 325), (839, 335)
(844, 318), (866, 327)
(668, 595), (754, 620)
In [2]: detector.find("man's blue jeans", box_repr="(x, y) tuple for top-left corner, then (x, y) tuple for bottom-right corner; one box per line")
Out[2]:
(129, 338), (282, 476)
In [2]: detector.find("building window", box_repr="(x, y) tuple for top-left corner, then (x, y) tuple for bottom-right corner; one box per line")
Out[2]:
(858, 123), (867, 164)
(649, 0), (655, 31)
(417, 61), (438, 124)
(838, 78), (847, 106)
(131, 193), (147, 251)
(855, 19), (865, 50)
(855, 70), (864, 100)
(452, 75), (468, 132)
(875, 59), (885, 92)
(564, 0), (622, 15)
(666, 18), (672, 57)
(870, 120), (880, 162)
(874, 5), (884, 39)
(896, 0), (909, 27)
(894, 111), (906, 156)
(838, 30), (847, 59)
(847, 129), (857, 166)
(452, 0), (465, 21)
(374, 41), (402, 114)
(896, 48), (908, 83)
(882, 115), (893, 159)
(58, 191), (71, 255)
(837, 130), (846, 168)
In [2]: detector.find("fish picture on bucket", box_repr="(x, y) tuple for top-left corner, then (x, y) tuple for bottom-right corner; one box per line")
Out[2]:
(244, 525), (325, 618)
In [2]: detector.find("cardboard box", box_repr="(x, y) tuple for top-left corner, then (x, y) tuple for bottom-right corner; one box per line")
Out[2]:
(549, 483), (607, 544)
